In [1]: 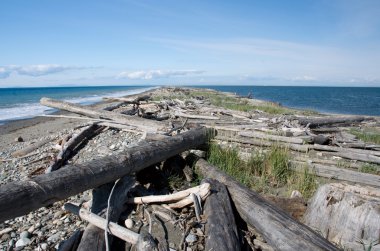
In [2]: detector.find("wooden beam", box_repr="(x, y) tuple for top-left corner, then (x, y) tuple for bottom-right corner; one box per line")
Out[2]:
(0, 127), (214, 222)
(195, 158), (339, 251)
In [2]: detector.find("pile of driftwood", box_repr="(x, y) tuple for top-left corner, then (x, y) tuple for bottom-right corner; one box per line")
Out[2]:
(0, 88), (379, 250)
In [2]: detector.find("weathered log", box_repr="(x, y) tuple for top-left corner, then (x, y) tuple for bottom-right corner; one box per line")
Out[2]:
(296, 115), (371, 128)
(40, 97), (165, 132)
(239, 131), (308, 144)
(77, 176), (135, 251)
(0, 127), (213, 222)
(103, 95), (151, 105)
(11, 138), (51, 157)
(310, 144), (380, 157)
(195, 158), (339, 251)
(174, 111), (220, 120)
(202, 179), (240, 251)
(304, 183), (380, 250)
(46, 124), (101, 173)
(291, 161), (380, 188)
(57, 229), (83, 251)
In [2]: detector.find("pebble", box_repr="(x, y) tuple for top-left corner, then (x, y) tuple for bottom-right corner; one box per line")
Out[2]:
(54, 211), (64, 218)
(16, 237), (31, 248)
(290, 190), (303, 199)
(109, 144), (116, 150)
(185, 234), (197, 244)
(15, 136), (23, 142)
(40, 243), (48, 250)
(124, 219), (133, 228)
(1, 233), (10, 241)
(47, 233), (60, 243)
(20, 231), (30, 239)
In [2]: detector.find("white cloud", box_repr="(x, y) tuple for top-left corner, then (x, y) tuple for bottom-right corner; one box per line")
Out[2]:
(117, 69), (204, 79)
(0, 67), (12, 79)
(291, 76), (317, 81)
(0, 64), (85, 78)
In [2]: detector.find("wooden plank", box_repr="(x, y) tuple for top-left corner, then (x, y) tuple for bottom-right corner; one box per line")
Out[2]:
(0, 127), (213, 222)
(195, 158), (339, 251)
(239, 131), (307, 144)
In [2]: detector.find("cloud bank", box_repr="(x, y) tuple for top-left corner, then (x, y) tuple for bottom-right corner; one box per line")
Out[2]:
(0, 64), (85, 78)
(117, 69), (204, 80)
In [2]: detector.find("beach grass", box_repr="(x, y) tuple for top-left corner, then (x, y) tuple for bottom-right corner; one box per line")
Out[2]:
(350, 128), (380, 144)
(206, 143), (318, 198)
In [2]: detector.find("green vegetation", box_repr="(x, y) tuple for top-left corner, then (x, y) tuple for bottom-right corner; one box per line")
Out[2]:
(359, 164), (379, 175)
(206, 143), (318, 198)
(350, 128), (380, 144)
(153, 88), (318, 115)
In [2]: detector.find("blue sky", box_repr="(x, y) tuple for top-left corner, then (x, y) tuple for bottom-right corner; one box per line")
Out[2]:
(1, 0), (380, 87)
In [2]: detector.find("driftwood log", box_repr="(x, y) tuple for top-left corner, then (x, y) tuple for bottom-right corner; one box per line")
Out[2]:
(11, 138), (52, 157)
(202, 179), (240, 251)
(40, 97), (165, 132)
(77, 176), (135, 251)
(46, 123), (102, 173)
(195, 158), (339, 251)
(0, 127), (213, 222)
(304, 183), (380, 250)
(57, 230), (83, 251)
(296, 115), (371, 128)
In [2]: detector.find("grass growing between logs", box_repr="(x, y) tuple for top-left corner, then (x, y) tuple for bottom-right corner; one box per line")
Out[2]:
(350, 128), (380, 144)
(206, 143), (318, 198)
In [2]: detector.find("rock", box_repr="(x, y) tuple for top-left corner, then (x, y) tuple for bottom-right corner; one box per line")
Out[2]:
(185, 234), (197, 244)
(109, 144), (116, 150)
(290, 190), (303, 199)
(124, 219), (133, 229)
(15, 136), (23, 142)
(16, 238), (31, 248)
(40, 243), (48, 250)
(1, 233), (10, 241)
(47, 233), (60, 243)
(20, 231), (30, 239)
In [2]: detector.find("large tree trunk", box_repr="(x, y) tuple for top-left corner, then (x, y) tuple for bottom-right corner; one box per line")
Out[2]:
(40, 97), (165, 132)
(202, 179), (240, 251)
(304, 183), (380, 251)
(0, 127), (213, 222)
(195, 158), (339, 251)
(295, 115), (371, 128)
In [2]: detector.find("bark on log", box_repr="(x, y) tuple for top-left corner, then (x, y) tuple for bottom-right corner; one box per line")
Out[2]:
(304, 183), (380, 250)
(0, 127), (213, 222)
(291, 161), (380, 188)
(40, 97), (165, 132)
(195, 158), (339, 251)
(77, 176), (135, 251)
(11, 138), (51, 157)
(202, 179), (240, 251)
(296, 116), (371, 128)
(46, 124), (101, 173)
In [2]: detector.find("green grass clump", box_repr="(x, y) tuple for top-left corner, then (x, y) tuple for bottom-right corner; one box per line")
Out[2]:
(359, 164), (379, 175)
(206, 143), (318, 198)
(350, 128), (380, 144)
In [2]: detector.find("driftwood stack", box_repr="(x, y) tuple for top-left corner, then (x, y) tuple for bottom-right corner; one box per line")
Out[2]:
(1, 87), (379, 250)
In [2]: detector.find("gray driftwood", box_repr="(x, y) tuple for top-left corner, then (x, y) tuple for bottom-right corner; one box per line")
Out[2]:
(202, 178), (240, 251)
(0, 127), (213, 222)
(195, 158), (339, 251)
(57, 230), (83, 251)
(40, 97), (164, 132)
(296, 115), (371, 128)
(46, 123), (102, 173)
(77, 176), (135, 251)
(11, 138), (52, 157)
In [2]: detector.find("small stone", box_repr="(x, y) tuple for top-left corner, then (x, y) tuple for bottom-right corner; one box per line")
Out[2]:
(185, 234), (197, 244)
(124, 219), (133, 229)
(27, 225), (35, 233)
(40, 243), (48, 250)
(47, 233), (60, 243)
(11, 232), (16, 238)
(290, 190), (303, 199)
(53, 211), (64, 218)
(16, 238), (31, 248)
(15, 136), (23, 142)
(20, 231), (30, 239)
(109, 144), (116, 150)
(1, 233), (10, 241)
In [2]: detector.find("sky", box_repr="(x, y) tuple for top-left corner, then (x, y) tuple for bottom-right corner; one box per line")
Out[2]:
(1, 0), (380, 87)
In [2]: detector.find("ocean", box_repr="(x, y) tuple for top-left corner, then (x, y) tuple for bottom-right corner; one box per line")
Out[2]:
(0, 85), (379, 124)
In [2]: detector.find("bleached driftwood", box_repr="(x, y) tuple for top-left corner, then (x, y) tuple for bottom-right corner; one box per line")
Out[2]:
(127, 183), (210, 209)
(304, 183), (380, 250)
(296, 115), (372, 128)
(11, 138), (52, 157)
(174, 111), (220, 120)
(239, 131), (308, 145)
